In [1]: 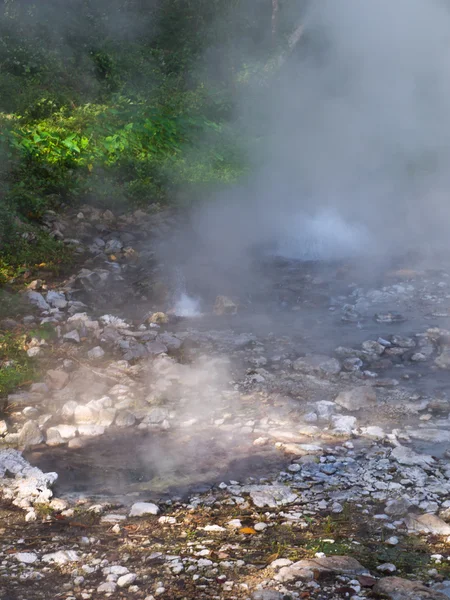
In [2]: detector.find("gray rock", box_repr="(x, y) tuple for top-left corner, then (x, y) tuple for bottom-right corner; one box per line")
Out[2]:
(97, 582), (117, 593)
(30, 382), (49, 394)
(362, 340), (385, 355)
(252, 592), (285, 600)
(275, 555), (367, 583)
(385, 498), (412, 517)
(408, 429), (450, 443)
(144, 408), (169, 424)
(26, 291), (50, 311)
(46, 369), (69, 390)
(156, 332), (182, 351)
(315, 400), (337, 419)
(391, 335), (416, 348)
(18, 421), (43, 448)
(78, 268), (112, 291)
(105, 239), (123, 254)
(335, 386), (377, 411)
(115, 410), (135, 428)
(293, 355), (341, 376)
(404, 513), (450, 536)
(373, 576), (448, 599)
(244, 485), (298, 508)
(391, 445), (434, 468)
(435, 348), (450, 369)
(146, 341), (168, 356)
(63, 330), (81, 343)
(433, 582), (450, 599)
(88, 346), (105, 360)
(46, 291), (67, 309)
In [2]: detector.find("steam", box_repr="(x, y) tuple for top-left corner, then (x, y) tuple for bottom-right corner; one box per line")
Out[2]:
(173, 293), (201, 317)
(146, 354), (234, 421)
(181, 0), (450, 277)
(172, 268), (202, 317)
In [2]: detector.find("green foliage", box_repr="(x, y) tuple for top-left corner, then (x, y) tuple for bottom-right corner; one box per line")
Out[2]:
(0, 0), (294, 286)
(0, 332), (35, 397)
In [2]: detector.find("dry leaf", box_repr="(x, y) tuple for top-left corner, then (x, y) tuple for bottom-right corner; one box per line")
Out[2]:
(266, 552), (279, 564)
(239, 527), (256, 535)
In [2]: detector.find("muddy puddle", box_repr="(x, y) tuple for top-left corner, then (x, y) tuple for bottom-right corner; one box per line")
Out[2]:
(25, 428), (290, 504)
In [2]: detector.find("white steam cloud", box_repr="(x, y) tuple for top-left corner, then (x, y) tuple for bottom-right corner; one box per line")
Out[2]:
(183, 0), (450, 273)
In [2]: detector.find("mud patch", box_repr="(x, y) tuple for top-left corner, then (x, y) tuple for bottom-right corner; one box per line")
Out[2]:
(25, 428), (290, 503)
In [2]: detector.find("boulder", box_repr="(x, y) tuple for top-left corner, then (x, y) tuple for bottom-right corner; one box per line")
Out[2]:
(404, 513), (450, 536)
(373, 576), (448, 599)
(18, 421), (43, 448)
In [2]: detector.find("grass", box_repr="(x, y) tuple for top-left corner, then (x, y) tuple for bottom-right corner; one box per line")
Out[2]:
(0, 331), (36, 398)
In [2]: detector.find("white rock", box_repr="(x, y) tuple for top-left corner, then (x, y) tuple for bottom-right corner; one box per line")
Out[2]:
(117, 573), (137, 588)
(331, 415), (357, 436)
(129, 502), (160, 517)
(386, 536), (399, 546)
(158, 516), (176, 524)
(15, 552), (38, 564)
(110, 566), (129, 575)
(42, 550), (79, 564)
(377, 563), (397, 573)
(202, 524), (226, 532)
(101, 514), (126, 523)
(227, 519), (242, 529)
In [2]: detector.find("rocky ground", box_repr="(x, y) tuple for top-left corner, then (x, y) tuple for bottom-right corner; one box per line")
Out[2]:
(3, 206), (450, 599)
